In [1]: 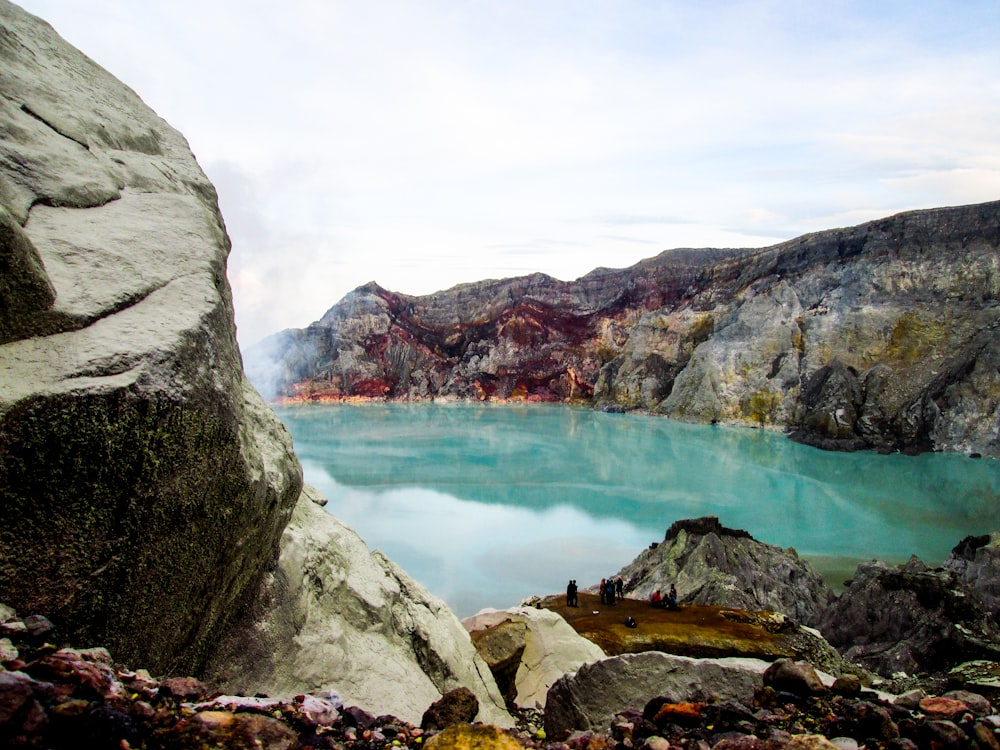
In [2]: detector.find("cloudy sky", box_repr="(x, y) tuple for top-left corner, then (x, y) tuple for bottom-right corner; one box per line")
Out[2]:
(17, 1), (1000, 347)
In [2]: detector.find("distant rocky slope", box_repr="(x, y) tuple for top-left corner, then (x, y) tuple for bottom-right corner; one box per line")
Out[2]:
(252, 200), (1000, 456)
(0, 0), (506, 725)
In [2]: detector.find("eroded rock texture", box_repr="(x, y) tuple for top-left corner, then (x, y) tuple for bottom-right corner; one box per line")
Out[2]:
(204, 486), (510, 726)
(611, 517), (835, 626)
(254, 202), (1000, 456)
(0, 0), (303, 673)
(817, 556), (1000, 678)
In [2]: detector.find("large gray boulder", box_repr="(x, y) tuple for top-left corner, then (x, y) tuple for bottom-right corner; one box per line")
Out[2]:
(544, 652), (768, 736)
(205, 485), (511, 726)
(0, 0), (302, 673)
(0, 3), (512, 723)
(615, 517), (835, 625)
(463, 606), (606, 710)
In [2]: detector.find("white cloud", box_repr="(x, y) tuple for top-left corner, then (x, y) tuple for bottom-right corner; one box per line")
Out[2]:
(15, 0), (1000, 345)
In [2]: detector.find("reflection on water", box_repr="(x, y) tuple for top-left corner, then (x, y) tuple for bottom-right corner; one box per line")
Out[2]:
(277, 402), (1000, 618)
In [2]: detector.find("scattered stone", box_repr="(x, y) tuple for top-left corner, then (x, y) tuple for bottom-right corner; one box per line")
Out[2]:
(163, 710), (298, 750)
(159, 675), (210, 701)
(342, 704), (377, 729)
(0, 638), (18, 663)
(425, 723), (524, 749)
(948, 660), (1000, 701)
(643, 737), (671, 750)
(787, 735), (842, 750)
(421, 686), (480, 730)
(650, 702), (703, 726)
(831, 675), (861, 696)
(942, 688), (991, 717)
(917, 719), (967, 748)
(764, 659), (828, 696)
(892, 689), (925, 710)
(21, 614), (54, 641)
(918, 695), (969, 719)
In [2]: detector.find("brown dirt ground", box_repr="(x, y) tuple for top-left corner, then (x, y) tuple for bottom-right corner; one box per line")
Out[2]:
(535, 592), (795, 660)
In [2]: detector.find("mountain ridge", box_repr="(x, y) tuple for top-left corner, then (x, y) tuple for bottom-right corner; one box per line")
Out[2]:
(249, 199), (1000, 456)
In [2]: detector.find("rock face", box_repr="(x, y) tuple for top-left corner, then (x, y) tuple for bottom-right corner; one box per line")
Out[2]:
(0, 0), (302, 673)
(943, 532), (1000, 611)
(0, 2), (511, 723)
(463, 606), (606, 710)
(204, 486), (510, 726)
(816, 556), (1000, 678)
(251, 202), (1000, 456)
(611, 517), (835, 626)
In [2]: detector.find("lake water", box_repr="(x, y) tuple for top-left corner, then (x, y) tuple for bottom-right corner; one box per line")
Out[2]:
(274, 402), (1000, 618)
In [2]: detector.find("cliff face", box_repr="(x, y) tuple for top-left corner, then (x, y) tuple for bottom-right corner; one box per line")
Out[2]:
(253, 201), (1000, 456)
(0, 0), (302, 673)
(0, 1), (508, 723)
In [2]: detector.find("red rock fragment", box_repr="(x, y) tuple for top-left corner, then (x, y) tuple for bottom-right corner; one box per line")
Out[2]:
(918, 696), (969, 719)
(652, 701), (703, 725)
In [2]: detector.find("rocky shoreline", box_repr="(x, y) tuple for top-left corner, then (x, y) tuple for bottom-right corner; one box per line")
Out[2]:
(4, 590), (1000, 749)
(6, 520), (1000, 748)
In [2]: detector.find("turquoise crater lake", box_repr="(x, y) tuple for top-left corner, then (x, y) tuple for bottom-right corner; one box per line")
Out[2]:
(275, 402), (999, 618)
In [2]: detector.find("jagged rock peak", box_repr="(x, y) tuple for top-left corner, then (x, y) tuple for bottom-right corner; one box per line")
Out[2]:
(614, 517), (835, 626)
(664, 516), (752, 542)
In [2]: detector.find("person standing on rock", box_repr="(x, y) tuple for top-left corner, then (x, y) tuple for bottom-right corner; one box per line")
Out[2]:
(615, 576), (624, 601)
(599, 578), (607, 605)
(566, 579), (578, 607)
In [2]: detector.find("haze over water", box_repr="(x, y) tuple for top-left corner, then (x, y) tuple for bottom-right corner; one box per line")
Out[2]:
(275, 402), (999, 618)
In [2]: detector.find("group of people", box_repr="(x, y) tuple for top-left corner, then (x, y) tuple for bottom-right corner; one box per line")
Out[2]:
(563, 577), (680, 611)
(649, 583), (679, 610)
(599, 576), (624, 605)
(564, 576), (625, 606)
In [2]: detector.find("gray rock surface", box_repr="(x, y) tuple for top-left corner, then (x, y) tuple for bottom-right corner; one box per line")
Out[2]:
(944, 532), (1000, 611)
(612, 517), (835, 626)
(204, 485), (511, 727)
(0, 3), (514, 724)
(0, 0), (302, 673)
(543, 652), (768, 736)
(816, 557), (1000, 678)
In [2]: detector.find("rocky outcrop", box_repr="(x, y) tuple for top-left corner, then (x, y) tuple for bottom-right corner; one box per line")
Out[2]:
(204, 486), (510, 726)
(0, 0), (302, 673)
(816, 556), (1000, 678)
(252, 203), (1000, 456)
(944, 532), (1000, 611)
(0, 2), (511, 723)
(610, 517), (835, 625)
(463, 606), (606, 710)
